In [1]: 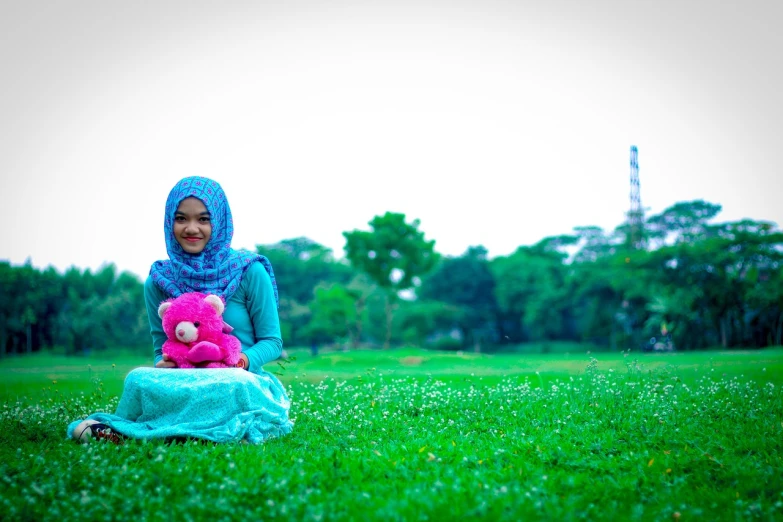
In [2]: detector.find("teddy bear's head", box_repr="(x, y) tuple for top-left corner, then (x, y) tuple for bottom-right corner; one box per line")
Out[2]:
(158, 292), (226, 344)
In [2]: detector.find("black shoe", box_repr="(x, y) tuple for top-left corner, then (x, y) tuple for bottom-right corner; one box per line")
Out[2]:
(86, 423), (124, 444)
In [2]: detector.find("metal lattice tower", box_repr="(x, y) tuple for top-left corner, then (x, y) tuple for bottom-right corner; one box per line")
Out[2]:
(628, 145), (644, 248)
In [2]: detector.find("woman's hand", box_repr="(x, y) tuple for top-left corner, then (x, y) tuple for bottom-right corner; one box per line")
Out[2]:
(236, 353), (249, 370)
(155, 354), (177, 368)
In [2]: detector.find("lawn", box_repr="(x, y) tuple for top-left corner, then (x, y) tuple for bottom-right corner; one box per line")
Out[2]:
(1, 347), (782, 521)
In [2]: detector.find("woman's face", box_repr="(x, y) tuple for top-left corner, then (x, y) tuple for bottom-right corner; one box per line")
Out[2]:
(173, 197), (212, 254)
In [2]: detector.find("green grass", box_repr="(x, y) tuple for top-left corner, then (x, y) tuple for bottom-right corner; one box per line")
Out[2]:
(1, 347), (782, 521)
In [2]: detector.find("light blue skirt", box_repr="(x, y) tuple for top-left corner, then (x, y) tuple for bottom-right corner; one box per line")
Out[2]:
(66, 367), (294, 444)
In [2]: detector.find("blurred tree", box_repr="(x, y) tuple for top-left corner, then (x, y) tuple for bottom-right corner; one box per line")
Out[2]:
(55, 266), (148, 354)
(302, 284), (356, 348)
(344, 273), (376, 348)
(571, 226), (617, 263)
(491, 236), (577, 344)
(569, 257), (625, 348)
(343, 212), (439, 348)
(257, 237), (356, 346)
(419, 246), (499, 351)
(646, 200), (722, 246)
(394, 299), (465, 348)
(745, 264), (783, 346)
(257, 237), (354, 304)
(3, 200), (782, 355)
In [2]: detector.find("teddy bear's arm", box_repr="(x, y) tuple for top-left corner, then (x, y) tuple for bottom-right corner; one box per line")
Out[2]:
(162, 340), (196, 369)
(219, 335), (243, 366)
(188, 341), (224, 364)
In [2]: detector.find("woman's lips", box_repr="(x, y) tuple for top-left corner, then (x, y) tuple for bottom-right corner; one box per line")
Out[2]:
(184, 237), (202, 242)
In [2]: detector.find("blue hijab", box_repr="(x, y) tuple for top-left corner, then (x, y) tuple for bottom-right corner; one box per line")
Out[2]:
(149, 176), (278, 305)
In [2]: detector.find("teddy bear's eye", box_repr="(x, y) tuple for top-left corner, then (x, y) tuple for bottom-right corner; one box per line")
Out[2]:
(194, 322), (200, 328)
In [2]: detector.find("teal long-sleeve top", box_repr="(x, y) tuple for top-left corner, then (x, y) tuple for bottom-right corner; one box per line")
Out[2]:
(144, 262), (283, 374)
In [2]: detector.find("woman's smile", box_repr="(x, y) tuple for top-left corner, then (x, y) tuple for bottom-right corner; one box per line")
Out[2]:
(173, 197), (212, 254)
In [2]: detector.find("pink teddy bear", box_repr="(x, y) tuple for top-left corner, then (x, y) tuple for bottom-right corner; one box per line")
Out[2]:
(157, 292), (242, 368)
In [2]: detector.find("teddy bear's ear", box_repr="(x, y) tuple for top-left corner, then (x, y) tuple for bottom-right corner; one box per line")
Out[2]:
(158, 301), (172, 319)
(204, 294), (225, 316)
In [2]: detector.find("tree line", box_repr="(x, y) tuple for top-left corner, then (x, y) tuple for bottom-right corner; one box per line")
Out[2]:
(1, 199), (781, 356)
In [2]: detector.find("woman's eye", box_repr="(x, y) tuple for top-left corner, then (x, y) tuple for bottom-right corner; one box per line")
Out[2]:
(194, 322), (200, 328)
(200, 217), (211, 223)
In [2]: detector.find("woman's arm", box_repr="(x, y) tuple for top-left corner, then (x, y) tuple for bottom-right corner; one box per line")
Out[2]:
(242, 262), (283, 374)
(143, 276), (175, 368)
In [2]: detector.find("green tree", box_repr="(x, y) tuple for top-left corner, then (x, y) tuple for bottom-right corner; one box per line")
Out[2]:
(53, 264), (148, 354)
(572, 226), (618, 263)
(0, 260), (62, 355)
(344, 273), (376, 349)
(698, 219), (783, 347)
(258, 237), (356, 346)
(745, 265), (783, 346)
(626, 218), (783, 349)
(302, 284), (357, 348)
(646, 200), (722, 246)
(394, 299), (465, 348)
(491, 236), (577, 344)
(569, 257), (626, 348)
(258, 237), (354, 305)
(343, 212), (439, 348)
(419, 246), (499, 350)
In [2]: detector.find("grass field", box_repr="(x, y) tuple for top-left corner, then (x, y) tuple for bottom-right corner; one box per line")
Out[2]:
(1, 347), (782, 521)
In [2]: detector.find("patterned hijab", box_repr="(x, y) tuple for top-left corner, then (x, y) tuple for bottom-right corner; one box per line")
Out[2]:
(149, 176), (278, 305)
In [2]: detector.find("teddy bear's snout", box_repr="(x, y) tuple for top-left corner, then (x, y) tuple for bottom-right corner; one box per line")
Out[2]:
(175, 321), (198, 343)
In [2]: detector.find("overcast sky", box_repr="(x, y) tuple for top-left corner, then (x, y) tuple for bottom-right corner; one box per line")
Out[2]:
(1, 0), (780, 280)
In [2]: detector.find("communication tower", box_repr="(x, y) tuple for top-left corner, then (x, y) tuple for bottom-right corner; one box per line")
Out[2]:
(628, 145), (644, 249)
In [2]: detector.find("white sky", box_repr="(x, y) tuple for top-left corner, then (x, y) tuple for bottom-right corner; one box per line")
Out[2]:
(1, 0), (781, 280)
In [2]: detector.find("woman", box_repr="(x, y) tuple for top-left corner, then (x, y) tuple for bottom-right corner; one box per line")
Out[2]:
(146, 176), (282, 373)
(67, 177), (293, 444)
